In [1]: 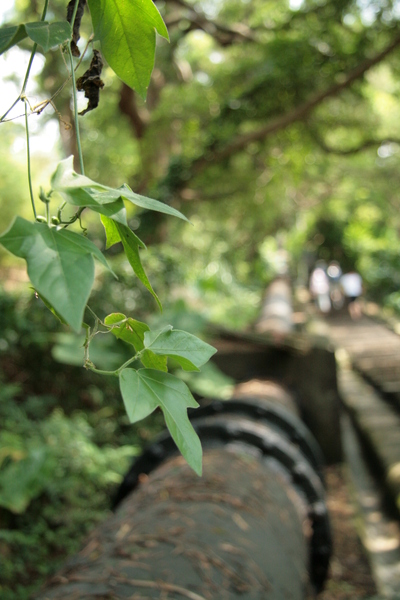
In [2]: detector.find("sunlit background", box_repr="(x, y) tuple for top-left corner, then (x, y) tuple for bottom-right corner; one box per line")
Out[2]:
(2, 1), (400, 597)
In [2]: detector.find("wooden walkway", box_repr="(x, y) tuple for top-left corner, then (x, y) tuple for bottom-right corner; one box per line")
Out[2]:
(323, 312), (400, 511)
(321, 312), (400, 597)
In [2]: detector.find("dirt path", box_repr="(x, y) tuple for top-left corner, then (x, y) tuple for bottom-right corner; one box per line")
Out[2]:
(318, 465), (378, 599)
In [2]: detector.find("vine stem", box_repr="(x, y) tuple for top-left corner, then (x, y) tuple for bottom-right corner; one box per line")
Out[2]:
(68, 44), (85, 174)
(0, 0), (49, 123)
(87, 353), (143, 377)
(0, 98), (20, 123)
(69, 0), (82, 29)
(22, 0), (50, 91)
(84, 307), (143, 375)
(10, 0), (50, 219)
(86, 305), (103, 323)
(24, 99), (37, 219)
(2, 0), (84, 221)
(21, 41), (39, 97)
(67, 0), (85, 175)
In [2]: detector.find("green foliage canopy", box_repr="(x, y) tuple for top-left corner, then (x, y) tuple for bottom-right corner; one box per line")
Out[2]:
(0, 0), (219, 477)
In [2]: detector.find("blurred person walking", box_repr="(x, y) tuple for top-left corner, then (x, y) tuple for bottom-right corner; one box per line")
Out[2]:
(309, 263), (331, 313)
(340, 270), (363, 319)
(327, 261), (344, 310)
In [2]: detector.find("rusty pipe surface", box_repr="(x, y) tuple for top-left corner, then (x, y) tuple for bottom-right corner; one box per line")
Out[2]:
(37, 385), (331, 600)
(38, 449), (315, 600)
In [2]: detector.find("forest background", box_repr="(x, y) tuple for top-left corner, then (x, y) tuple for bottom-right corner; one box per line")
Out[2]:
(2, 0), (400, 597)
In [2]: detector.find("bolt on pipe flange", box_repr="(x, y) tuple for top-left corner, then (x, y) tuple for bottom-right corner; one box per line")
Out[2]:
(189, 396), (326, 480)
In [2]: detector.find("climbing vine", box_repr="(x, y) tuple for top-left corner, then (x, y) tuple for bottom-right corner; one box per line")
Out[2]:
(0, 0), (215, 475)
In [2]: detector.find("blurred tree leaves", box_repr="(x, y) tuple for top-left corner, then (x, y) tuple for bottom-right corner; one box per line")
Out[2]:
(3, 0), (400, 309)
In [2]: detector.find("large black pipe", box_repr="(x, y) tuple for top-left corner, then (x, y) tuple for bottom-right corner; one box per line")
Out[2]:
(209, 275), (342, 464)
(36, 389), (331, 600)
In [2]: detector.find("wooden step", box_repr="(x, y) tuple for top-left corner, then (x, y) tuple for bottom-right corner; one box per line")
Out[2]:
(337, 367), (400, 513)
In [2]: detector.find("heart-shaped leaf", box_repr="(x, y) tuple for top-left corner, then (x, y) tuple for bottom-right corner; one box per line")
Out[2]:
(25, 21), (71, 52)
(0, 21), (71, 55)
(0, 217), (112, 332)
(0, 24), (27, 55)
(119, 368), (202, 474)
(87, 0), (169, 98)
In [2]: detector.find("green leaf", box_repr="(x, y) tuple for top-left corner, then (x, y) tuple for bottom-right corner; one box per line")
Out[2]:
(36, 292), (69, 326)
(105, 312), (149, 350)
(119, 368), (202, 474)
(25, 21), (71, 52)
(0, 25), (27, 55)
(144, 328), (217, 371)
(51, 158), (187, 225)
(87, 0), (169, 99)
(0, 217), (113, 332)
(51, 157), (128, 226)
(89, 198), (128, 224)
(119, 184), (189, 222)
(116, 223), (162, 310)
(100, 216), (121, 249)
(141, 349), (168, 371)
(0, 21), (71, 55)
(51, 156), (108, 192)
(105, 312), (167, 371)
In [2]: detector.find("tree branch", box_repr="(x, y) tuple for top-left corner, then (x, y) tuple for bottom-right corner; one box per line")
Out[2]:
(190, 30), (400, 175)
(118, 84), (147, 139)
(164, 0), (256, 45)
(308, 127), (400, 155)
